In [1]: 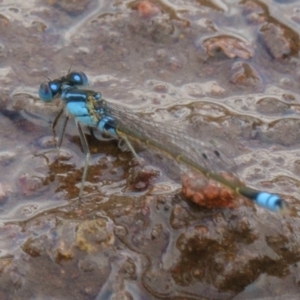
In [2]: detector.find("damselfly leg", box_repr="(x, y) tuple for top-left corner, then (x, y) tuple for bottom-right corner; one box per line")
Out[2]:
(51, 110), (70, 149)
(75, 120), (90, 200)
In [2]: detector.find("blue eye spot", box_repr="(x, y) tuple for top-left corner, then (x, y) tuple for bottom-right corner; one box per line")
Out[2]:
(49, 82), (59, 92)
(68, 71), (88, 86)
(73, 74), (80, 82)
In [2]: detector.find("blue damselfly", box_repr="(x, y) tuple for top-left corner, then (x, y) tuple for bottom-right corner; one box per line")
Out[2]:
(38, 71), (287, 212)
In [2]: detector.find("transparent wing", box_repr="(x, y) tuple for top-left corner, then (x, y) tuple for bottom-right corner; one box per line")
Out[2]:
(104, 101), (238, 178)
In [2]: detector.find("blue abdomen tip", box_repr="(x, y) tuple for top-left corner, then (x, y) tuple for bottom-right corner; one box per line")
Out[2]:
(255, 192), (282, 211)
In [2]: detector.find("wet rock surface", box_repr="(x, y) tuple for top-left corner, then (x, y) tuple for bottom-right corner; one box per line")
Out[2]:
(0, 0), (300, 299)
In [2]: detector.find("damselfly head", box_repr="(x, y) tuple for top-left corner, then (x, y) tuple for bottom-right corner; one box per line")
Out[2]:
(38, 71), (88, 103)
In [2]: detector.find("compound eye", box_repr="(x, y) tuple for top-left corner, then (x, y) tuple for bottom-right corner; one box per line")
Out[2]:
(67, 71), (88, 86)
(38, 81), (60, 102)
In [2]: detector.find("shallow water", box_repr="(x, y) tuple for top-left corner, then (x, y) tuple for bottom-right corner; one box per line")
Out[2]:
(1, 0), (300, 299)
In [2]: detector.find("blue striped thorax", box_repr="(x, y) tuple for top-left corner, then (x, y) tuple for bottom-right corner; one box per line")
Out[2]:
(63, 87), (103, 127)
(60, 84), (117, 137)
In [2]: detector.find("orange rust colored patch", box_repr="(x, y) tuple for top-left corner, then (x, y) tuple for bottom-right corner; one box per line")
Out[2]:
(135, 0), (161, 18)
(181, 173), (238, 209)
